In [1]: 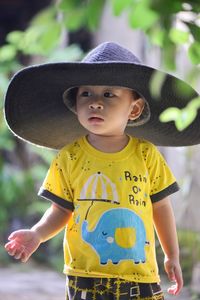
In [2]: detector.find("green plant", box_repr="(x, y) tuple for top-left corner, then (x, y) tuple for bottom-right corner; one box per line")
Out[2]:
(178, 230), (200, 284)
(156, 229), (200, 285)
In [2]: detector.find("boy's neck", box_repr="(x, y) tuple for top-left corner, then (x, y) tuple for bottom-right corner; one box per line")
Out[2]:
(86, 133), (130, 153)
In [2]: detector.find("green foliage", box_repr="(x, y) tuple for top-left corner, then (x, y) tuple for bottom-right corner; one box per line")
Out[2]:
(48, 230), (65, 271)
(0, 44), (17, 62)
(46, 44), (84, 62)
(188, 42), (200, 64)
(160, 96), (200, 131)
(169, 28), (190, 45)
(10, 7), (62, 56)
(58, 0), (105, 31)
(0, 0), (199, 70)
(156, 229), (200, 284)
(110, 0), (200, 70)
(111, 0), (133, 16)
(129, 1), (159, 30)
(0, 157), (48, 235)
(149, 71), (167, 99)
(178, 230), (200, 284)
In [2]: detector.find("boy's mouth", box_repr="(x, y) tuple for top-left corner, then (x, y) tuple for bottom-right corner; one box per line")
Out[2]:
(88, 116), (104, 123)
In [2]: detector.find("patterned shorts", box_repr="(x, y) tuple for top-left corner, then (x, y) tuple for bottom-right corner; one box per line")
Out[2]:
(66, 276), (164, 300)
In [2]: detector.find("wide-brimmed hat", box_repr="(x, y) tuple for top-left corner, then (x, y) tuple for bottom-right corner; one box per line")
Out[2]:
(4, 41), (200, 149)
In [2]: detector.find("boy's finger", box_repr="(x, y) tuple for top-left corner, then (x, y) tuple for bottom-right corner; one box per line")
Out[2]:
(14, 248), (25, 260)
(168, 284), (177, 295)
(174, 267), (183, 295)
(8, 231), (23, 240)
(8, 232), (16, 240)
(167, 268), (183, 295)
(21, 251), (29, 263)
(5, 242), (12, 250)
(7, 247), (17, 257)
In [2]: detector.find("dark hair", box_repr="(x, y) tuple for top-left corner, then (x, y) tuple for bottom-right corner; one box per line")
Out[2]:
(132, 90), (141, 100)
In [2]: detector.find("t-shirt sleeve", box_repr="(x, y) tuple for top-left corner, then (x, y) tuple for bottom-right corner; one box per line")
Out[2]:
(146, 143), (180, 203)
(38, 149), (74, 211)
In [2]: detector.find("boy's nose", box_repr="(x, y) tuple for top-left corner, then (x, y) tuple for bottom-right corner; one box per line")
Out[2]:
(89, 101), (103, 110)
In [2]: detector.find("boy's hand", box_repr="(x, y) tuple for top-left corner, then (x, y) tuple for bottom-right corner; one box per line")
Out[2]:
(164, 256), (183, 296)
(5, 229), (41, 263)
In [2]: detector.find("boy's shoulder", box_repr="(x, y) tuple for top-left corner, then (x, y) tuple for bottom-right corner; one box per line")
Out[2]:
(58, 137), (84, 155)
(133, 136), (157, 151)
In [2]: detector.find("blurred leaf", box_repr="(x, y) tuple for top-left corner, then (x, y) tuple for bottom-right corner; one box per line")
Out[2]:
(150, 0), (182, 14)
(188, 41), (200, 64)
(63, 7), (87, 31)
(169, 28), (189, 45)
(162, 42), (176, 70)
(0, 73), (9, 103)
(149, 27), (166, 47)
(129, 2), (159, 30)
(184, 21), (200, 41)
(160, 106), (197, 131)
(185, 67), (200, 90)
(17, 27), (40, 52)
(149, 70), (167, 99)
(160, 107), (181, 122)
(58, 0), (78, 11)
(0, 60), (21, 75)
(0, 129), (15, 151)
(190, 3), (200, 13)
(36, 23), (62, 53)
(187, 96), (200, 111)
(47, 44), (83, 62)
(30, 164), (49, 182)
(160, 96), (200, 131)
(112, 0), (133, 16)
(87, 0), (105, 31)
(61, 0), (105, 31)
(6, 31), (24, 46)
(27, 200), (50, 215)
(29, 144), (56, 165)
(7, 7), (60, 56)
(175, 77), (196, 98)
(176, 109), (197, 131)
(0, 45), (17, 62)
(16, 22), (62, 56)
(30, 6), (57, 26)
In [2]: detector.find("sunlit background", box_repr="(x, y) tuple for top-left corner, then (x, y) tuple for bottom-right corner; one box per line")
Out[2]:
(0, 1), (200, 299)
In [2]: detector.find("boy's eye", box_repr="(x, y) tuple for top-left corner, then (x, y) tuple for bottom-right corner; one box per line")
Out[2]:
(104, 92), (114, 98)
(80, 91), (91, 97)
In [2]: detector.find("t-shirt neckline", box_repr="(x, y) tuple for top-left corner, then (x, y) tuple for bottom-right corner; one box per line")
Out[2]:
(80, 135), (137, 160)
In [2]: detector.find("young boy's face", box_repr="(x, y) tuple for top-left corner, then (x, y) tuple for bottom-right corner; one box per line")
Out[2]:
(75, 85), (144, 136)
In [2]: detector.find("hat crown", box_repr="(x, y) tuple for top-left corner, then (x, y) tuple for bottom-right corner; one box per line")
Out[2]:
(82, 42), (141, 64)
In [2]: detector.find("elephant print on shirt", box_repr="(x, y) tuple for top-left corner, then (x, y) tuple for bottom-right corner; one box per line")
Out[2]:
(81, 208), (148, 265)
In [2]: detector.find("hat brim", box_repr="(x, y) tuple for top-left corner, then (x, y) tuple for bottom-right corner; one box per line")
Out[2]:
(4, 62), (200, 149)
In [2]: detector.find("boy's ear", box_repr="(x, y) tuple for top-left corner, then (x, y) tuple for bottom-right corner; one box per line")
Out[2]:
(129, 98), (145, 120)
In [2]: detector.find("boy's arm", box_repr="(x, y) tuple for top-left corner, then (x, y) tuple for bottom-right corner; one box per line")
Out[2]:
(153, 197), (183, 296)
(31, 203), (72, 242)
(5, 203), (72, 262)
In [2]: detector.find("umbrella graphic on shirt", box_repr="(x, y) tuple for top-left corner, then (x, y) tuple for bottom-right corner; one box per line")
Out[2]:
(79, 171), (119, 203)
(78, 172), (120, 219)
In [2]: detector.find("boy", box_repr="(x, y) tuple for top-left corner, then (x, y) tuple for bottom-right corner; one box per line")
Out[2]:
(4, 42), (200, 299)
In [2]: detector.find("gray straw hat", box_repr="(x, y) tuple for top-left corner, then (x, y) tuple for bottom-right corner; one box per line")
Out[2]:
(4, 41), (200, 149)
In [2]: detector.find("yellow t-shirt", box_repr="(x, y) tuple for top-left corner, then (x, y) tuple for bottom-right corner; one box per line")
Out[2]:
(38, 136), (179, 283)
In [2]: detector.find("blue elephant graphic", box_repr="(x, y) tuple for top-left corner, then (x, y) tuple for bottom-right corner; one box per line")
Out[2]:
(82, 208), (148, 265)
